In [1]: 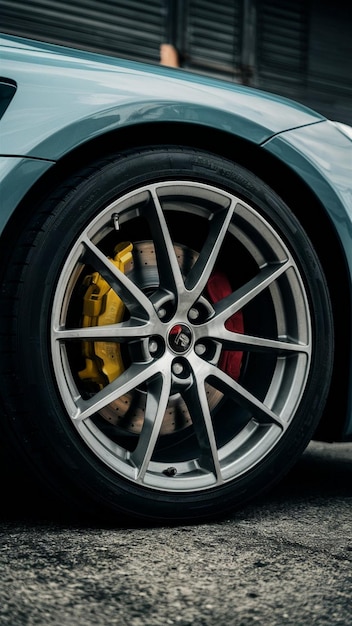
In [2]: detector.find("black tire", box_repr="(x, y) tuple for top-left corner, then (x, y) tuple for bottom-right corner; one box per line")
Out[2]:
(0, 147), (334, 523)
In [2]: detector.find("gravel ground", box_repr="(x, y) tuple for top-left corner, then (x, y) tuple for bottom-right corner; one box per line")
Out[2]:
(0, 441), (351, 626)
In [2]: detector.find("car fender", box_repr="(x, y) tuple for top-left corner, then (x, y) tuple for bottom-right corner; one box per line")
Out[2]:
(263, 120), (352, 438)
(0, 34), (324, 160)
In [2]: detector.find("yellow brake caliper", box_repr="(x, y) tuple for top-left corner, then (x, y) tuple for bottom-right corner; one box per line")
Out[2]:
(78, 242), (133, 389)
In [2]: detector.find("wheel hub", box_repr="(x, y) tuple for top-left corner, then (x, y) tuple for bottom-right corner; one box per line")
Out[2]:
(168, 323), (193, 354)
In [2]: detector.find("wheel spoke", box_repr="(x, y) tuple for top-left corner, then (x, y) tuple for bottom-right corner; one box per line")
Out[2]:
(53, 319), (154, 342)
(208, 364), (287, 430)
(185, 199), (236, 297)
(212, 329), (310, 356)
(129, 373), (172, 482)
(184, 367), (223, 483)
(73, 359), (162, 421)
(209, 260), (292, 324)
(82, 236), (155, 319)
(147, 187), (185, 297)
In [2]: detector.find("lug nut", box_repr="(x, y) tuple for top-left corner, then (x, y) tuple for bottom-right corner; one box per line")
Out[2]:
(189, 307), (199, 320)
(158, 308), (167, 319)
(172, 362), (184, 375)
(195, 343), (206, 356)
(149, 339), (158, 354)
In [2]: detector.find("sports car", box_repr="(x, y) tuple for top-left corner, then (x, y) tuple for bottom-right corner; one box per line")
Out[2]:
(0, 34), (351, 523)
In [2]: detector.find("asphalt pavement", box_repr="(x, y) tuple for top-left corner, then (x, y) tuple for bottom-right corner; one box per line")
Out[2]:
(0, 440), (351, 626)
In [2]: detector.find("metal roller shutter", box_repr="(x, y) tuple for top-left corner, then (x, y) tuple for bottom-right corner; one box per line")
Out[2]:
(0, 0), (164, 63)
(306, 0), (352, 123)
(256, 0), (308, 99)
(256, 0), (352, 123)
(181, 0), (243, 80)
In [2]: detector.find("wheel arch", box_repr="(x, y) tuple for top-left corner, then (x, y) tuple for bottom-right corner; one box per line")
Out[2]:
(1, 119), (350, 441)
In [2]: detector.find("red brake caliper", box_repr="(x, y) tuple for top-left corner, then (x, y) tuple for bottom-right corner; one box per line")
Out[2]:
(206, 271), (244, 381)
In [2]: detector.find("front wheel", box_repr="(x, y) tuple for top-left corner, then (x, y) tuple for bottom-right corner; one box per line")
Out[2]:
(0, 147), (334, 522)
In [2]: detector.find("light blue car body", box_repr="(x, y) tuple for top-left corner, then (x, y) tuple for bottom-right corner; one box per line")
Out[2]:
(0, 34), (351, 439)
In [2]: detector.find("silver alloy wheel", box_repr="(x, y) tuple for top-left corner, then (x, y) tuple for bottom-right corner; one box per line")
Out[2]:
(51, 180), (311, 492)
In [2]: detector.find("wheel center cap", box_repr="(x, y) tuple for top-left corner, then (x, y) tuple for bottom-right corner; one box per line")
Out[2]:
(168, 323), (192, 354)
